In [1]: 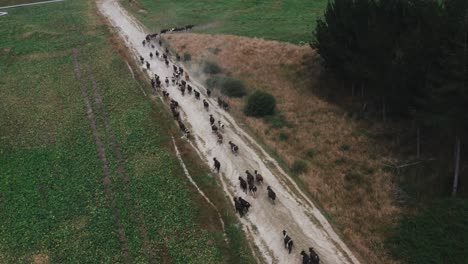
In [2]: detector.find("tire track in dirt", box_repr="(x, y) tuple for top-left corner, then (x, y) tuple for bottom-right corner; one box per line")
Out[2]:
(84, 65), (156, 263)
(72, 49), (131, 262)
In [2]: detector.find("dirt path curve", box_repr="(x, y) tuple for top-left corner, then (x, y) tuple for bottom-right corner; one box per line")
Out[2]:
(98, 1), (360, 263)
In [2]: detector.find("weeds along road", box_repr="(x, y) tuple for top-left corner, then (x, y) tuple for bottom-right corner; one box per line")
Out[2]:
(98, 0), (360, 263)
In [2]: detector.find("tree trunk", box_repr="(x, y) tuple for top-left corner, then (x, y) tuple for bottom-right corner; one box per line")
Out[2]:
(452, 136), (461, 197)
(416, 127), (421, 159)
(361, 84), (364, 98)
(382, 97), (386, 123)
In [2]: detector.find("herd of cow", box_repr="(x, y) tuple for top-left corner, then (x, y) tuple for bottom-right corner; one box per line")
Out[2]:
(139, 28), (321, 264)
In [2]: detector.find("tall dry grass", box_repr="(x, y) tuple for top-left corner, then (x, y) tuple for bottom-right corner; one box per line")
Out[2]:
(165, 33), (401, 264)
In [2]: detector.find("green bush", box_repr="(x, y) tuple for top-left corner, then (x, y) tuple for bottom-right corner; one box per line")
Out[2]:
(222, 78), (246, 97)
(206, 75), (246, 97)
(291, 160), (308, 174)
(306, 148), (317, 159)
(334, 157), (347, 165)
(244, 90), (276, 117)
(340, 144), (351, 151)
(203, 61), (222, 74)
(206, 75), (222, 89)
(389, 199), (468, 264)
(183, 53), (191, 61)
(265, 114), (290, 129)
(279, 132), (289, 141)
(344, 171), (365, 185)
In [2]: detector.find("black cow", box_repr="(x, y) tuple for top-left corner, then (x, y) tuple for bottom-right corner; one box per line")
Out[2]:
(209, 114), (215, 125)
(267, 186), (276, 203)
(211, 124), (218, 133)
(283, 230), (291, 249)
(238, 197), (251, 213)
(301, 251), (311, 264)
(233, 197), (244, 217)
(246, 170), (254, 185)
(239, 177), (247, 192)
(213, 158), (220, 172)
(228, 141), (239, 154)
(222, 101), (229, 111)
(309, 248), (320, 264)
(255, 170), (264, 184)
(249, 181), (257, 197)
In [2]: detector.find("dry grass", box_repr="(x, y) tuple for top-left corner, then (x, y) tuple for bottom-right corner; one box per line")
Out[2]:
(30, 253), (49, 264)
(166, 33), (401, 264)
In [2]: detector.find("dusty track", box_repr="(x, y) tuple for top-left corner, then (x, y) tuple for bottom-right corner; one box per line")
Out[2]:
(98, 0), (361, 263)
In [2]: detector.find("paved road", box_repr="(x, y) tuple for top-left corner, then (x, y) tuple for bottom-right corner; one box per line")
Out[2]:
(0, 0), (65, 10)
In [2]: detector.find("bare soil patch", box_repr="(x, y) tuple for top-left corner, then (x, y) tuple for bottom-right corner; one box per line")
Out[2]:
(30, 253), (49, 264)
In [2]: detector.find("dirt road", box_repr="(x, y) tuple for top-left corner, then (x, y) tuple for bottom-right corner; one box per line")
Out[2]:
(98, 0), (360, 263)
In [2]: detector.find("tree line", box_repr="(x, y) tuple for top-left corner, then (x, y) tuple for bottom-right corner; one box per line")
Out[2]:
(312, 0), (468, 195)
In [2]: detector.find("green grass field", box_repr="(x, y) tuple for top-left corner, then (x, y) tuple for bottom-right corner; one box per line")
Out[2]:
(0, 0), (254, 263)
(122, 0), (327, 44)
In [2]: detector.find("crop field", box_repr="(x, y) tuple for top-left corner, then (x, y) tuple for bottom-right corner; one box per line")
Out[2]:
(0, 0), (254, 263)
(123, 0), (327, 44)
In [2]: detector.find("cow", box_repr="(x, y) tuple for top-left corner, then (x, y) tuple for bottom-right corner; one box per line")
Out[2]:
(213, 158), (220, 172)
(239, 177), (247, 192)
(255, 170), (264, 184)
(267, 186), (276, 203)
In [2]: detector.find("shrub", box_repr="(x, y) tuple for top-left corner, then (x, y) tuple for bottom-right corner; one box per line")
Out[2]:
(291, 160), (308, 174)
(305, 148), (317, 159)
(206, 75), (222, 89)
(334, 157), (347, 165)
(222, 78), (246, 97)
(279, 132), (288, 141)
(344, 171), (365, 185)
(183, 53), (191, 61)
(265, 114), (290, 129)
(339, 144), (351, 151)
(203, 61), (222, 74)
(205, 75), (246, 97)
(244, 90), (276, 117)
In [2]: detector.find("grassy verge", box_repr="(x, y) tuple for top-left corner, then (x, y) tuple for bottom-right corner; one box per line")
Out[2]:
(120, 0), (327, 44)
(388, 199), (468, 264)
(0, 0), (253, 262)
